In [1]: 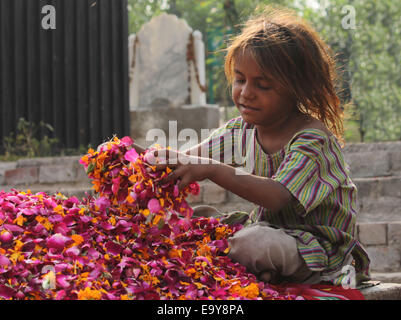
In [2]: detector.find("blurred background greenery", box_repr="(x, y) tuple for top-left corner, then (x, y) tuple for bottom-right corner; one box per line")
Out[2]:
(127, 0), (401, 143)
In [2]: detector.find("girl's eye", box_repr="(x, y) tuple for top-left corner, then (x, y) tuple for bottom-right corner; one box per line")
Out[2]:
(258, 85), (271, 90)
(257, 81), (272, 90)
(234, 78), (245, 84)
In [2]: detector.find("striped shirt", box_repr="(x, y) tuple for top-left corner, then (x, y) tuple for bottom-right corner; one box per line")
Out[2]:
(200, 117), (371, 285)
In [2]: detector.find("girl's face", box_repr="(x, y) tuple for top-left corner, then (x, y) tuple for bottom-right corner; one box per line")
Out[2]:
(232, 52), (297, 128)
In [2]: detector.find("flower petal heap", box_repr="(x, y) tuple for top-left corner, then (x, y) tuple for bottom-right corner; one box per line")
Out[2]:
(0, 137), (302, 300)
(79, 136), (197, 222)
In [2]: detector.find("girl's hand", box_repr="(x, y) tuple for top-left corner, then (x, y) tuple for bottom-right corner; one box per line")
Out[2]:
(149, 149), (215, 191)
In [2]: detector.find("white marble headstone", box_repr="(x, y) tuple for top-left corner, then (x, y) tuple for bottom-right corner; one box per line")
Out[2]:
(130, 13), (194, 109)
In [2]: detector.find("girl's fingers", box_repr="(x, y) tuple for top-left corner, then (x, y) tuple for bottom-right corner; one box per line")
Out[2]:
(177, 174), (192, 191)
(160, 165), (187, 185)
(154, 162), (179, 171)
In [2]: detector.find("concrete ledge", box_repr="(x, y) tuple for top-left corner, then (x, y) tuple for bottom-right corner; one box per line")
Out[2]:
(361, 283), (401, 300)
(371, 272), (401, 284)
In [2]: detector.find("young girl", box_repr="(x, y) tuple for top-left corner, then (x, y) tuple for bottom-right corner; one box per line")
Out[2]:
(133, 7), (371, 286)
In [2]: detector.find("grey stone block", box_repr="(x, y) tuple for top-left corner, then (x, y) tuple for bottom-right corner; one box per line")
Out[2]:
(388, 222), (401, 246)
(365, 246), (401, 272)
(0, 162), (17, 185)
(76, 165), (91, 183)
(130, 105), (220, 143)
(357, 197), (401, 222)
(5, 167), (39, 185)
(390, 150), (401, 174)
(343, 141), (401, 154)
(0, 161), (17, 173)
(354, 177), (381, 199)
(344, 151), (390, 178)
(380, 176), (401, 198)
(17, 156), (81, 168)
(357, 223), (387, 246)
(39, 165), (77, 184)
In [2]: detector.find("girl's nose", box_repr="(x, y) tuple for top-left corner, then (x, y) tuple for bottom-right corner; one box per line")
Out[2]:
(241, 82), (255, 100)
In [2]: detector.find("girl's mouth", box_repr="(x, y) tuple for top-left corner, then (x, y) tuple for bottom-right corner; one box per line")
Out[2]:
(239, 104), (259, 112)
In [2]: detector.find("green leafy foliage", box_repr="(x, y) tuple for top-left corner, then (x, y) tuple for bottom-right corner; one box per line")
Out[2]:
(1, 118), (59, 160)
(1, 118), (91, 161)
(127, 0), (401, 143)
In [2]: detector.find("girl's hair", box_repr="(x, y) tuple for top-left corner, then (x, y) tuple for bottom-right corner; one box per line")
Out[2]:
(225, 6), (344, 143)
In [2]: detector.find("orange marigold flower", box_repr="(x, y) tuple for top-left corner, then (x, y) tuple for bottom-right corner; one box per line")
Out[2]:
(14, 215), (26, 226)
(77, 287), (102, 300)
(71, 234), (84, 246)
(54, 205), (65, 217)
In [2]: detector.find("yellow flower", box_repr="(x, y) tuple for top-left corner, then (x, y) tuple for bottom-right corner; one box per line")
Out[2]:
(71, 234), (84, 246)
(35, 216), (53, 231)
(228, 283), (260, 299)
(54, 205), (65, 217)
(77, 287), (102, 300)
(108, 216), (116, 226)
(126, 194), (135, 203)
(215, 226), (230, 240)
(14, 215), (26, 226)
(14, 239), (24, 251)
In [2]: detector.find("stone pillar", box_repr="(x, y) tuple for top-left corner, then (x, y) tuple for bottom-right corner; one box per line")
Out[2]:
(128, 34), (139, 109)
(190, 30), (206, 105)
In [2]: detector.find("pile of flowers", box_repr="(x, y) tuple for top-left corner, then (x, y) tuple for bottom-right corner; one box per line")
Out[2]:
(0, 137), (301, 300)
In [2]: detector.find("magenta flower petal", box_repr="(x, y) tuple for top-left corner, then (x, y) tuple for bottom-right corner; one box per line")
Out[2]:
(65, 246), (80, 258)
(147, 198), (161, 213)
(94, 196), (111, 211)
(124, 148), (139, 163)
(188, 182), (200, 195)
(4, 224), (24, 234)
(0, 284), (16, 299)
(100, 221), (115, 231)
(0, 230), (13, 243)
(112, 177), (121, 195)
(121, 136), (134, 147)
(105, 241), (123, 255)
(56, 275), (71, 289)
(55, 290), (66, 300)
(173, 185), (179, 197)
(53, 223), (70, 236)
(0, 255), (11, 267)
(46, 233), (72, 251)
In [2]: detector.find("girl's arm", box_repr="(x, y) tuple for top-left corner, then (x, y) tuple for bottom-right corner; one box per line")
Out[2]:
(155, 150), (293, 214)
(207, 162), (293, 214)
